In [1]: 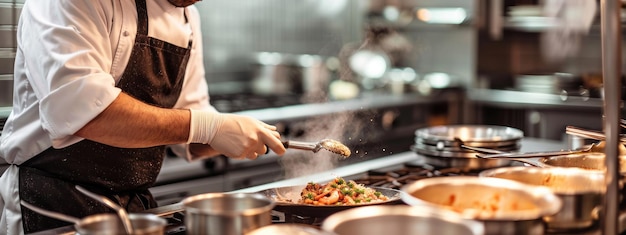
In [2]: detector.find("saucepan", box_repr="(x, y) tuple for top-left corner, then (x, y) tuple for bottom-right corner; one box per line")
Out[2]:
(246, 224), (337, 235)
(479, 166), (604, 231)
(181, 192), (275, 235)
(321, 205), (484, 235)
(20, 200), (166, 235)
(256, 185), (402, 219)
(401, 176), (562, 235)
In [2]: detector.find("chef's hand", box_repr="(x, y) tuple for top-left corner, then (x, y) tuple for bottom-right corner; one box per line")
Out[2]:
(188, 110), (286, 160)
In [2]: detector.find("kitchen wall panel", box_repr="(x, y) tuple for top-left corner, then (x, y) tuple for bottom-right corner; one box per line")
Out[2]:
(194, 0), (366, 85)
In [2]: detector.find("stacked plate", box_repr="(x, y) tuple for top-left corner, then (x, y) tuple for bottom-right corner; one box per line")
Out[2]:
(411, 125), (524, 169)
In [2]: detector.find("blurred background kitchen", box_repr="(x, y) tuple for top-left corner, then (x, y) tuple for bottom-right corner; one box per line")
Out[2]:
(0, 0), (623, 205)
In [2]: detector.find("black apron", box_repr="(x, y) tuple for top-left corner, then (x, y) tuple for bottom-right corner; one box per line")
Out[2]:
(18, 0), (192, 232)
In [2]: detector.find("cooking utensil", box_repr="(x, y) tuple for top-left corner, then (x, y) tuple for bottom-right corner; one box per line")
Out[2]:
(479, 166), (604, 231)
(460, 145), (552, 167)
(21, 200), (80, 224)
(248, 224), (337, 235)
(20, 200), (166, 235)
(181, 192), (274, 235)
(411, 144), (514, 169)
(250, 52), (330, 97)
(75, 185), (134, 234)
(565, 125), (626, 142)
(412, 125), (523, 170)
(283, 139), (351, 158)
(256, 185), (402, 219)
(321, 205), (484, 235)
(401, 176), (562, 235)
(415, 125), (524, 144)
(474, 143), (598, 159)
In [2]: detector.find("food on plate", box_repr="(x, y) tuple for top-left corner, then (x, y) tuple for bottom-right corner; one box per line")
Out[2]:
(299, 177), (389, 205)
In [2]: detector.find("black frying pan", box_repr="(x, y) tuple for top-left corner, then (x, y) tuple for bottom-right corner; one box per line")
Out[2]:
(256, 185), (403, 218)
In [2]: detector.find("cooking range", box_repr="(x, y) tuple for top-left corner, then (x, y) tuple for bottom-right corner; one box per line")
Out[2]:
(30, 138), (626, 235)
(153, 151), (623, 235)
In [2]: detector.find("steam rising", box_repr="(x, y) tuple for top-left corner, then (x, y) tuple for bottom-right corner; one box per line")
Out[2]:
(279, 108), (380, 181)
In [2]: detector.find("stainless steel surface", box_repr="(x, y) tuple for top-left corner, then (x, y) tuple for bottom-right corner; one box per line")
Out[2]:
(181, 192), (274, 235)
(75, 185), (134, 234)
(600, 1), (622, 233)
(321, 205), (484, 235)
(0, 74), (12, 107)
(248, 224), (336, 235)
(401, 176), (562, 235)
(479, 166), (605, 231)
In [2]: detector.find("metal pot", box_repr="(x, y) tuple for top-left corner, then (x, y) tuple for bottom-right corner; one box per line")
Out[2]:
(479, 166), (604, 231)
(20, 200), (166, 235)
(401, 176), (562, 235)
(75, 214), (166, 235)
(321, 205), (484, 235)
(182, 192), (275, 235)
(249, 52), (330, 98)
(247, 224), (337, 235)
(537, 152), (626, 173)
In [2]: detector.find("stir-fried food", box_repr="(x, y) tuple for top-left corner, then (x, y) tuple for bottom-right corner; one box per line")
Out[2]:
(299, 177), (389, 205)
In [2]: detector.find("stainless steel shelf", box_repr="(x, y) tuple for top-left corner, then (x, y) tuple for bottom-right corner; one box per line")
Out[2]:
(468, 88), (607, 110)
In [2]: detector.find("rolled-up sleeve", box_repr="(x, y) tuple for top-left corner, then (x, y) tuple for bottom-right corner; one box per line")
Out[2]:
(18, 0), (121, 147)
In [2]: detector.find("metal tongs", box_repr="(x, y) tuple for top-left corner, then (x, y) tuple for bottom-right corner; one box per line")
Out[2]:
(469, 143), (598, 159)
(566, 125), (626, 142)
(282, 139), (351, 158)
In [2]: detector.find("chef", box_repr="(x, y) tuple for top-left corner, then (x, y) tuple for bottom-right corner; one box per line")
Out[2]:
(0, 0), (287, 234)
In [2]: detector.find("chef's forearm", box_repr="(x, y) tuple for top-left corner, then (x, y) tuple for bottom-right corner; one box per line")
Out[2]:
(75, 92), (190, 148)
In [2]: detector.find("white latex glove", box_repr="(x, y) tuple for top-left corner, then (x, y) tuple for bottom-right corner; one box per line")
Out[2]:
(188, 109), (286, 160)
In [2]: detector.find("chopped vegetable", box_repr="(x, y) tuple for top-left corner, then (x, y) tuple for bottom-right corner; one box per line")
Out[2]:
(299, 177), (389, 205)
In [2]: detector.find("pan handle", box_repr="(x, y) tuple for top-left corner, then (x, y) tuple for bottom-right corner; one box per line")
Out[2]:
(20, 200), (81, 224)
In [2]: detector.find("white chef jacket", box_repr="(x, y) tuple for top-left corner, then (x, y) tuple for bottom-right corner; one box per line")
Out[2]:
(0, 1), (214, 234)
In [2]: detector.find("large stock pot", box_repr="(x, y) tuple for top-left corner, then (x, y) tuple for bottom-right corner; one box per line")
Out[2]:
(479, 166), (605, 231)
(401, 176), (561, 235)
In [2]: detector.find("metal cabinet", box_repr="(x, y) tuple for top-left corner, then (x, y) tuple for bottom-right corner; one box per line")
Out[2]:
(0, 0), (18, 108)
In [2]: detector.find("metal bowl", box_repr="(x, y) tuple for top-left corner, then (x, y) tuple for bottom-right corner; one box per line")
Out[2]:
(321, 205), (484, 235)
(479, 166), (604, 231)
(401, 176), (562, 235)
